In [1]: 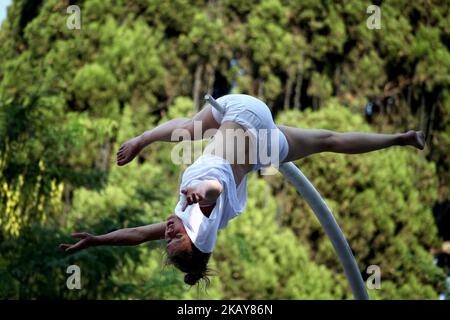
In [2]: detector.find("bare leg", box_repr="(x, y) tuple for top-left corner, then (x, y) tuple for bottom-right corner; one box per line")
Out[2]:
(278, 125), (425, 162)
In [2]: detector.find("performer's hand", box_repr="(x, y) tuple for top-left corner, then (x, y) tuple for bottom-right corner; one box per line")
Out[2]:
(59, 232), (97, 253)
(181, 185), (206, 211)
(181, 180), (222, 211)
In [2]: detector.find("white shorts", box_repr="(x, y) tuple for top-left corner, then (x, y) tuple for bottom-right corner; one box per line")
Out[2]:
(211, 94), (289, 170)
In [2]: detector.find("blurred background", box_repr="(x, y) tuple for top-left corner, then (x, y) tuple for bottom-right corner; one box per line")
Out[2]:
(0, 0), (449, 299)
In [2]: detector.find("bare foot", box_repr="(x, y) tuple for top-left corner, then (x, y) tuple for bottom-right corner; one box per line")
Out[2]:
(404, 130), (425, 150)
(116, 136), (143, 166)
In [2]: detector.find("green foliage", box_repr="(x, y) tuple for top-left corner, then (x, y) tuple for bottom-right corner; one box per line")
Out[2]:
(72, 63), (119, 116)
(0, 223), (143, 299)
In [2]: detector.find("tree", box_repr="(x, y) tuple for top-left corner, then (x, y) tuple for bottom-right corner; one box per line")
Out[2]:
(0, 0), (447, 299)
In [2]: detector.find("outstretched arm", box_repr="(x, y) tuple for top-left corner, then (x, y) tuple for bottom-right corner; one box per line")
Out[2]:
(59, 222), (167, 254)
(117, 105), (219, 166)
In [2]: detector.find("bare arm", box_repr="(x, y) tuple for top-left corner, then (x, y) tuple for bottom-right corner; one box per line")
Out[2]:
(95, 222), (167, 245)
(139, 105), (219, 146)
(59, 222), (167, 253)
(139, 118), (194, 145)
(117, 105), (219, 166)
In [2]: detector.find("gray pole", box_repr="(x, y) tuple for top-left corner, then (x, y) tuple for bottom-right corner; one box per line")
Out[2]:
(204, 94), (369, 300)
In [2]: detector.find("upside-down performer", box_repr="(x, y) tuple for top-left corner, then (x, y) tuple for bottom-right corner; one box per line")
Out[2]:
(60, 94), (425, 285)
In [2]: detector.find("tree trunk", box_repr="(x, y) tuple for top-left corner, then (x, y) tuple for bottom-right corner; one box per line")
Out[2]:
(420, 93), (427, 133)
(407, 85), (412, 110)
(294, 70), (303, 110)
(192, 62), (204, 112)
(427, 100), (437, 147)
(63, 184), (72, 215)
(333, 64), (340, 98)
(257, 78), (264, 99)
(96, 140), (111, 173)
(313, 96), (318, 111)
(205, 64), (215, 97)
(284, 69), (294, 110)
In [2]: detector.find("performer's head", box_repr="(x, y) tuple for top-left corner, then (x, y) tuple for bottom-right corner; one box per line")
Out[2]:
(165, 215), (211, 285)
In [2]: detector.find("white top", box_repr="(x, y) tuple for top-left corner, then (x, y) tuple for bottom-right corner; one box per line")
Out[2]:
(175, 154), (247, 253)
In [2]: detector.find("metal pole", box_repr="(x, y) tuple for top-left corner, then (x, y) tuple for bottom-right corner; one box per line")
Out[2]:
(204, 94), (369, 300)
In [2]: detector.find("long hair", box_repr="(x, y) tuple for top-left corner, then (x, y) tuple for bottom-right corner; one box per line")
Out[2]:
(167, 241), (212, 286)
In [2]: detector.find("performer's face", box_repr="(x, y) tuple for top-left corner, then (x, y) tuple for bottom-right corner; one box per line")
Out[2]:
(165, 215), (191, 255)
